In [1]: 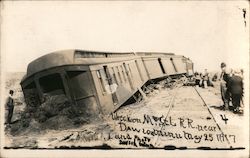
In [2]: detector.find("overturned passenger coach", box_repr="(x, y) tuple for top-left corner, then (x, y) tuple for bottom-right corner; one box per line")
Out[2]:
(20, 50), (193, 116)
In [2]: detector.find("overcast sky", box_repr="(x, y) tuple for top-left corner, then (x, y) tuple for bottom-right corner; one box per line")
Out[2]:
(1, 1), (249, 73)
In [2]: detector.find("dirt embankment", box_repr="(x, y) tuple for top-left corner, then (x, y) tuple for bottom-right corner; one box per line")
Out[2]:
(7, 94), (103, 136)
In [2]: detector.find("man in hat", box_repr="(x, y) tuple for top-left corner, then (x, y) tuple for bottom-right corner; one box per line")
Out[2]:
(228, 69), (243, 113)
(219, 62), (231, 110)
(5, 90), (15, 124)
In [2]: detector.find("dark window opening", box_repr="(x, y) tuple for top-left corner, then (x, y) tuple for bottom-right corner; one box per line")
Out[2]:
(103, 65), (111, 85)
(158, 58), (166, 74)
(39, 73), (65, 95)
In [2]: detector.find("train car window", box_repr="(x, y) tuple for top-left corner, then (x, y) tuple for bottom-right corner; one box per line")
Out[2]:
(39, 73), (66, 96)
(75, 51), (106, 58)
(135, 60), (143, 81)
(67, 71), (93, 99)
(116, 66), (122, 84)
(95, 53), (105, 58)
(74, 52), (81, 58)
(170, 58), (178, 72)
(103, 65), (111, 84)
(86, 52), (90, 57)
(75, 51), (136, 58)
(128, 64), (133, 78)
(123, 63), (127, 72)
(86, 52), (94, 58)
(120, 65), (127, 82)
(158, 58), (166, 74)
(111, 67), (118, 85)
(97, 70), (106, 92)
(123, 63), (134, 90)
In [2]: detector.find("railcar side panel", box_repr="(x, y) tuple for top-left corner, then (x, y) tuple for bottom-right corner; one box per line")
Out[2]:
(161, 58), (177, 75)
(134, 59), (149, 83)
(124, 61), (141, 89)
(172, 57), (187, 74)
(142, 58), (166, 79)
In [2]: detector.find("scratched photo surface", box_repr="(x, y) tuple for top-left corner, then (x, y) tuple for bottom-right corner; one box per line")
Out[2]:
(0, 1), (249, 158)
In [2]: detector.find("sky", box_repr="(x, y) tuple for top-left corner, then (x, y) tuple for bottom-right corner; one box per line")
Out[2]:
(1, 1), (249, 73)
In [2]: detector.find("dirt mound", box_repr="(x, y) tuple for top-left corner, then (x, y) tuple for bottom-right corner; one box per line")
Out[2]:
(8, 94), (100, 136)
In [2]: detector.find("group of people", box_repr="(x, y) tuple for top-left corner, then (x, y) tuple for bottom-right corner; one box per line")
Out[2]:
(220, 62), (243, 113)
(193, 62), (244, 113)
(194, 69), (214, 88)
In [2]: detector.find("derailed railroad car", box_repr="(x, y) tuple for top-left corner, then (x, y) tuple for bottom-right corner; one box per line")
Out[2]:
(20, 50), (193, 116)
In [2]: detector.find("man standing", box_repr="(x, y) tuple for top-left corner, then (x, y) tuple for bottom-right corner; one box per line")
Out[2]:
(228, 69), (243, 113)
(5, 90), (14, 124)
(220, 62), (230, 110)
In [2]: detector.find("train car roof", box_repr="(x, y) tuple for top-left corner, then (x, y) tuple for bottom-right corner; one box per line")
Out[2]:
(23, 49), (179, 82)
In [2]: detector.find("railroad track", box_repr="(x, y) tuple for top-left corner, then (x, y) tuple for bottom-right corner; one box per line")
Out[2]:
(154, 85), (231, 147)
(193, 86), (231, 146)
(154, 83), (182, 146)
